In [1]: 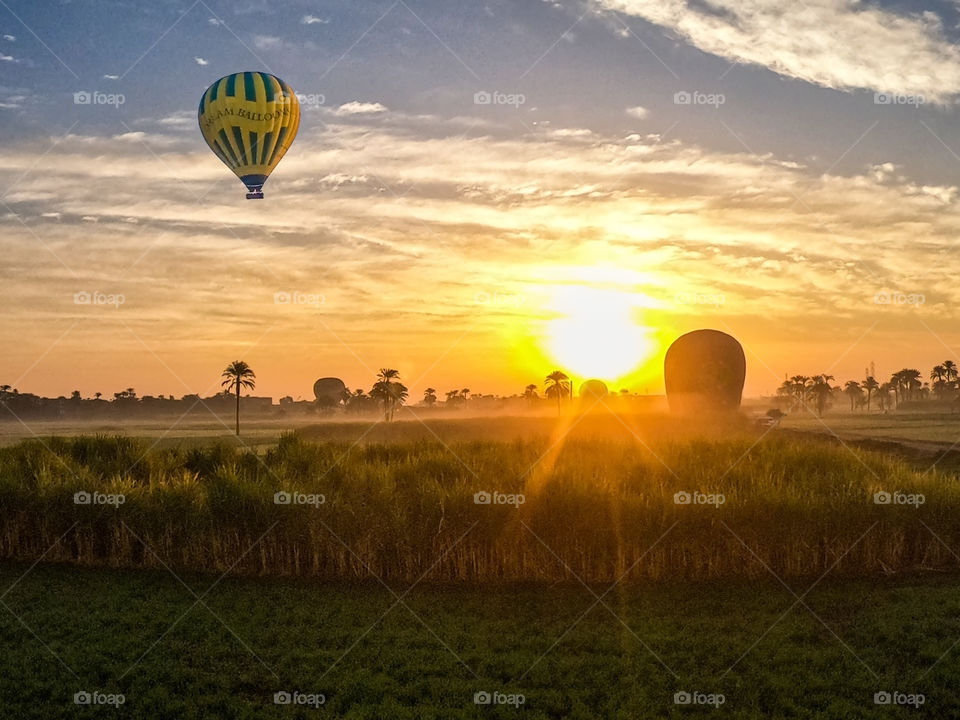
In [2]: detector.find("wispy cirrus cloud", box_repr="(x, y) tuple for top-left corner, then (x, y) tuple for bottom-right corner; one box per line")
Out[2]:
(596, 0), (960, 102)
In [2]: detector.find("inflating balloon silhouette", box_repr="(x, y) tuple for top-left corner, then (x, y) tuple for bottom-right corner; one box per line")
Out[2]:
(579, 379), (609, 401)
(198, 72), (300, 199)
(664, 330), (745, 414)
(313, 377), (347, 409)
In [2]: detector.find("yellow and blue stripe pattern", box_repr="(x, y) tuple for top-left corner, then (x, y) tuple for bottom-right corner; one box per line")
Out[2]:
(198, 72), (300, 198)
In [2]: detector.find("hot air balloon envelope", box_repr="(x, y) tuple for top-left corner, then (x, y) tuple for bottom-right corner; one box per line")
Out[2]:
(313, 377), (347, 404)
(198, 72), (300, 199)
(664, 329), (745, 414)
(579, 379), (609, 400)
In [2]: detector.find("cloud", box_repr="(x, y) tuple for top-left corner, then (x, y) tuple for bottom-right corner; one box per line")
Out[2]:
(2, 34), (14, 41)
(301, 14), (328, 25)
(4, 112), (960, 397)
(331, 101), (388, 116)
(625, 106), (649, 119)
(595, 0), (960, 102)
(194, 57), (209, 66)
(154, 111), (196, 129)
(207, 17), (221, 26)
(252, 35), (281, 50)
(102, 74), (119, 80)
(0, 54), (15, 62)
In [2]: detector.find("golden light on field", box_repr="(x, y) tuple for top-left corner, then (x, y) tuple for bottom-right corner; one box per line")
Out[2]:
(542, 285), (656, 382)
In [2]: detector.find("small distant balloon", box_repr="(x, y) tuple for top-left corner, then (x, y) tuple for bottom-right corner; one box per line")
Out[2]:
(579, 379), (609, 400)
(313, 377), (347, 406)
(664, 329), (745, 414)
(197, 72), (300, 199)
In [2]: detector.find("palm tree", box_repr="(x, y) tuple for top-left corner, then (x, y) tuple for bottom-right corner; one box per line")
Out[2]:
(94, 392), (102, 401)
(423, 388), (437, 406)
(899, 369), (922, 403)
(862, 376), (879, 411)
(460, 388), (470, 400)
(346, 388), (370, 414)
(788, 375), (809, 403)
(843, 380), (862, 412)
(221, 360), (256, 435)
(878, 382), (894, 411)
(545, 370), (570, 416)
(370, 368), (408, 421)
(890, 370), (907, 408)
(932, 365), (947, 384)
(806, 375), (834, 416)
(945, 360), (959, 385)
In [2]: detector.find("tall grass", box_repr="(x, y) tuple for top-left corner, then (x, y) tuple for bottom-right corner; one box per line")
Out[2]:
(1, 425), (959, 581)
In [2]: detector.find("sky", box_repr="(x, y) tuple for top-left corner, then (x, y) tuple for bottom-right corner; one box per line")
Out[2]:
(3, 0), (960, 401)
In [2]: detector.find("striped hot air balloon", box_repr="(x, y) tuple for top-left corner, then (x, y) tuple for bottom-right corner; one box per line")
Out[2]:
(197, 71), (300, 199)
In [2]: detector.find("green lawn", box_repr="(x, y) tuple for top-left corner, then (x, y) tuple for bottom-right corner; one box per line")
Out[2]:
(2, 562), (960, 718)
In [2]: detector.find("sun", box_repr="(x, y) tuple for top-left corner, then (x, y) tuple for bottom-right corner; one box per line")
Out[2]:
(542, 285), (655, 382)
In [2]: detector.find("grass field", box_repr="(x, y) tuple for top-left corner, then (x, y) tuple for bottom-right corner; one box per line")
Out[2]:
(3, 414), (960, 581)
(1, 561), (958, 719)
(778, 409), (960, 448)
(5, 413), (960, 717)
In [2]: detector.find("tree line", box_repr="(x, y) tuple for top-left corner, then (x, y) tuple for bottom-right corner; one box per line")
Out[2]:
(776, 361), (960, 416)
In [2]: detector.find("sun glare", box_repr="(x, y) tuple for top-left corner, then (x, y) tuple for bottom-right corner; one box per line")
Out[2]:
(543, 285), (655, 382)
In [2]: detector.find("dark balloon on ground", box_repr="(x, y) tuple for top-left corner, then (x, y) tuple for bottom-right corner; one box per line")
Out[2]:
(579, 379), (609, 400)
(664, 329), (745, 414)
(313, 377), (347, 407)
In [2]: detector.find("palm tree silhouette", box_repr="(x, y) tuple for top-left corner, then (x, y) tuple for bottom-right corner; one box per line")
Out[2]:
(545, 370), (570, 416)
(370, 368), (408, 421)
(944, 360), (958, 385)
(523, 384), (538, 403)
(806, 375), (834, 416)
(221, 360), (256, 435)
(843, 380), (862, 411)
(931, 365), (946, 383)
(423, 388), (437, 406)
(894, 369), (922, 404)
(862, 376), (878, 411)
